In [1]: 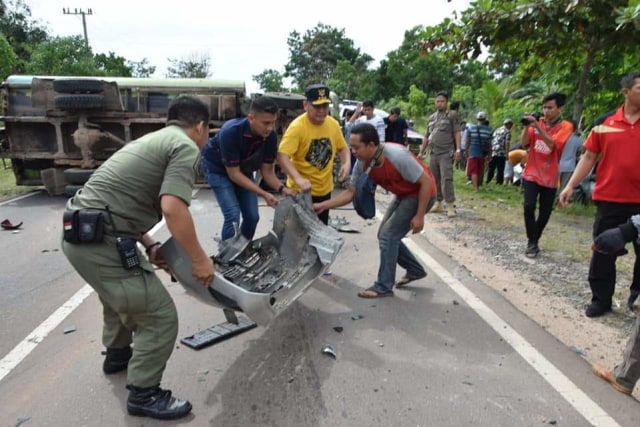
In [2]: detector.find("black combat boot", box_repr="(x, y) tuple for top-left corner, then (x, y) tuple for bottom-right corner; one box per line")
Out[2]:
(102, 346), (132, 374)
(126, 385), (192, 420)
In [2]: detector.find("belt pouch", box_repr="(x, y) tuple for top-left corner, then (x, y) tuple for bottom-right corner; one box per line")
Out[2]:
(77, 210), (104, 243)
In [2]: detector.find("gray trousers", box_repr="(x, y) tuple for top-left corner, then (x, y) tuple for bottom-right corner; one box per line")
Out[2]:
(429, 151), (456, 203)
(615, 313), (640, 389)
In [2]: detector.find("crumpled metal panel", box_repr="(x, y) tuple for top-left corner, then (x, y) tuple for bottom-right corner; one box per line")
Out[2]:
(160, 193), (344, 326)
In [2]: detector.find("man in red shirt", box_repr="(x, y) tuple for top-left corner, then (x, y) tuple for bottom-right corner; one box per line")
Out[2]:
(559, 71), (640, 317)
(314, 123), (436, 298)
(521, 92), (573, 258)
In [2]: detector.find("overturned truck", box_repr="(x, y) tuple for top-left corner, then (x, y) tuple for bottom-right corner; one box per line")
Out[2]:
(0, 75), (306, 196)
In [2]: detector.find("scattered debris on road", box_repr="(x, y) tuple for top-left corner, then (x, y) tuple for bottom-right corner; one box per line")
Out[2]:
(321, 345), (337, 359)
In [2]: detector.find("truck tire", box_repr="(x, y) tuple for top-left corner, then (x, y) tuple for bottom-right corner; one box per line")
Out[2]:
(263, 92), (306, 110)
(55, 95), (105, 111)
(64, 168), (95, 185)
(65, 185), (83, 198)
(54, 79), (104, 94)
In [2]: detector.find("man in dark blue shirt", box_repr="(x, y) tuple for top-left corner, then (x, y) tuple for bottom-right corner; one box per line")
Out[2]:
(384, 107), (409, 144)
(201, 96), (296, 241)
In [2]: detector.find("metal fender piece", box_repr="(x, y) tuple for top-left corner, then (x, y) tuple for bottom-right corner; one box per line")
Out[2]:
(160, 193), (344, 326)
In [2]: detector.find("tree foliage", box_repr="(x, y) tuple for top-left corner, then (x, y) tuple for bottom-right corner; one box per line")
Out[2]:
(253, 69), (285, 92)
(420, 0), (640, 122)
(0, 0), (48, 73)
(127, 58), (156, 78)
(284, 23), (372, 91)
(25, 35), (97, 76)
(166, 52), (211, 78)
(0, 33), (18, 78)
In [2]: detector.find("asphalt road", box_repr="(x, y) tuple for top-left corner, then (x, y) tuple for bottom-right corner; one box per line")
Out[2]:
(0, 188), (638, 427)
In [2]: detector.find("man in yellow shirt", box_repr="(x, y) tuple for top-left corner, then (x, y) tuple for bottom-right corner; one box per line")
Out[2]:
(277, 84), (351, 224)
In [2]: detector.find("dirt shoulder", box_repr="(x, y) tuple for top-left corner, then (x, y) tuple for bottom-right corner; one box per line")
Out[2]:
(381, 189), (639, 397)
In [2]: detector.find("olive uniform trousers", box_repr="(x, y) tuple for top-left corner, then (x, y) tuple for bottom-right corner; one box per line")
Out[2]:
(62, 234), (178, 388)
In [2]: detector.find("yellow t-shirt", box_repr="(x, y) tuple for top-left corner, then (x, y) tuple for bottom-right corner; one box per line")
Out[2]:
(278, 114), (347, 196)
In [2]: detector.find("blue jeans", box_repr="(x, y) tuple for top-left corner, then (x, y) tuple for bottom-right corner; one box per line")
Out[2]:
(373, 196), (435, 293)
(204, 168), (259, 241)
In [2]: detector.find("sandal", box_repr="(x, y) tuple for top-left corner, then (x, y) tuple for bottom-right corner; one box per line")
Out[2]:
(394, 272), (427, 288)
(358, 286), (394, 299)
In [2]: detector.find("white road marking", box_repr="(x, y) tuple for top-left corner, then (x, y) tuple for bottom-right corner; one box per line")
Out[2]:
(0, 186), (200, 382)
(402, 235), (620, 427)
(0, 190), (42, 207)
(0, 285), (93, 382)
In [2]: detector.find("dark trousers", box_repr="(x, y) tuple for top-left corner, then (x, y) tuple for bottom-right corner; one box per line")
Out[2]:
(312, 192), (332, 225)
(523, 179), (556, 243)
(486, 156), (506, 185)
(588, 202), (640, 307)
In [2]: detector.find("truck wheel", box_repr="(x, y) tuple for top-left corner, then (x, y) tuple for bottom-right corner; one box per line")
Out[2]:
(263, 92), (306, 110)
(55, 95), (105, 111)
(64, 185), (83, 198)
(54, 79), (104, 94)
(64, 168), (96, 185)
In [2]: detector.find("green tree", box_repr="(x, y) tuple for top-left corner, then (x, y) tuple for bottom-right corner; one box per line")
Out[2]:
(420, 0), (640, 121)
(94, 52), (132, 77)
(0, 0), (48, 72)
(166, 52), (211, 78)
(253, 69), (285, 92)
(127, 58), (156, 78)
(25, 35), (97, 76)
(284, 23), (372, 91)
(0, 33), (18, 79)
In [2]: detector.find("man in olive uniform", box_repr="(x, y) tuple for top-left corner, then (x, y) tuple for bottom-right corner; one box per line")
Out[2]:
(418, 92), (461, 218)
(61, 95), (214, 420)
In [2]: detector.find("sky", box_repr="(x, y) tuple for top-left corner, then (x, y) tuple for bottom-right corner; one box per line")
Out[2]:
(22, 0), (470, 95)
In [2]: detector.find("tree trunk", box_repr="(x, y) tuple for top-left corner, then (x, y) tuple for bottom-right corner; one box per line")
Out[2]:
(573, 42), (597, 126)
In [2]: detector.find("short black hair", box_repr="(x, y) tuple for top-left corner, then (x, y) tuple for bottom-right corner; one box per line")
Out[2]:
(620, 71), (640, 89)
(167, 95), (210, 127)
(435, 91), (448, 100)
(390, 107), (401, 115)
(350, 122), (379, 145)
(542, 92), (567, 107)
(363, 100), (375, 108)
(450, 101), (460, 111)
(250, 96), (278, 114)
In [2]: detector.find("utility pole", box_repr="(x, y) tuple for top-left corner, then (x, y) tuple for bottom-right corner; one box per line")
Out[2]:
(62, 8), (94, 48)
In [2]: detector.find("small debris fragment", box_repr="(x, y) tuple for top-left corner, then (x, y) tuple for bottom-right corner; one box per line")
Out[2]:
(353, 244), (359, 252)
(12, 230), (20, 234)
(462, 381), (473, 386)
(1, 219), (23, 230)
(287, 377), (294, 383)
(321, 345), (337, 359)
(63, 325), (77, 334)
(333, 326), (344, 333)
(548, 421), (557, 425)
(41, 249), (50, 253)
(15, 416), (31, 427)
(452, 300), (460, 306)
(351, 314), (364, 320)
(570, 346), (587, 357)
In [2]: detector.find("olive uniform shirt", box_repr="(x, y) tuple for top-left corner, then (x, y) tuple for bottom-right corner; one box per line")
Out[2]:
(67, 125), (200, 236)
(426, 110), (460, 155)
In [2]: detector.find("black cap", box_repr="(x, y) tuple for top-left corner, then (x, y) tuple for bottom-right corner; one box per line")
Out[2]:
(305, 84), (331, 105)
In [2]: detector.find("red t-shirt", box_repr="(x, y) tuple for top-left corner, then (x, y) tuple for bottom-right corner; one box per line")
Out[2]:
(522, 119), (573, 188)
(584, 105), (640, 203)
